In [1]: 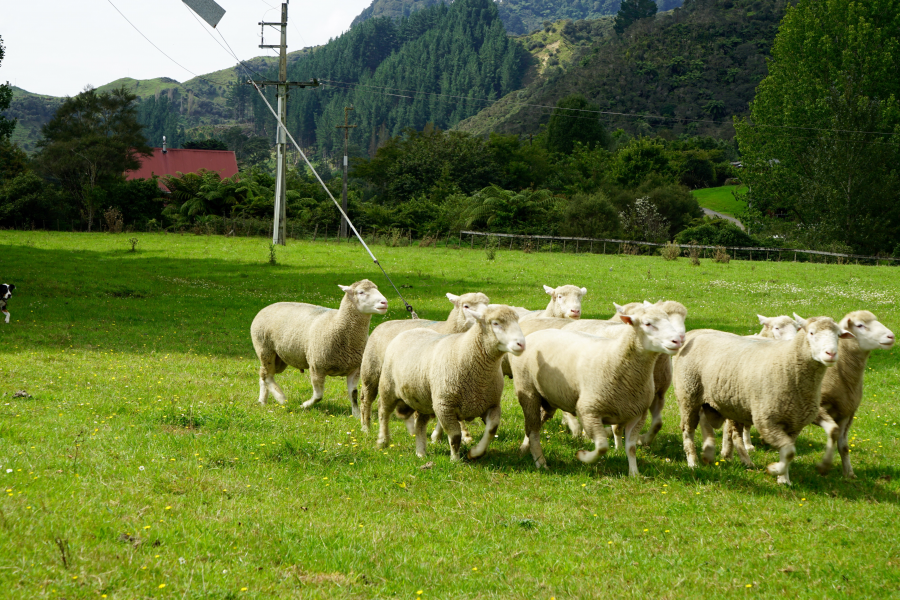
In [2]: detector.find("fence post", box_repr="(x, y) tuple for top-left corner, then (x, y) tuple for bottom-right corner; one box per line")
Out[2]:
(471, 233), (475, 249)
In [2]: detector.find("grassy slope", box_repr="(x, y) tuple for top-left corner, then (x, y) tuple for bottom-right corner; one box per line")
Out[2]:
(692, 184), (748, 218)
(1, 231), (899, 598)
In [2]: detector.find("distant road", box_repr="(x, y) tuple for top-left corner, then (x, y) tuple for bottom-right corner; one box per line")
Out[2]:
(703, 208), (745, 231)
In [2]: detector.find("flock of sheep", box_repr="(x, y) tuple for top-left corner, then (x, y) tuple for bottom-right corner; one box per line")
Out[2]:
(250, 279), (894, 485)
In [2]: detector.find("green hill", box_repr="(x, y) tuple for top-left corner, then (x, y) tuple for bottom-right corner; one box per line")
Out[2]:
(351, 0), (684, 35)
(457, 0), (787, 139)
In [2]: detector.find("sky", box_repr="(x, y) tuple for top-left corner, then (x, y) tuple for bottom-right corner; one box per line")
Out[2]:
(0, 0), (373, 97)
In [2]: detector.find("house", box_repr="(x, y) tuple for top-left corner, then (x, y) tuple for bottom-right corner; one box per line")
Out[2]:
(125, 142), (239, 190)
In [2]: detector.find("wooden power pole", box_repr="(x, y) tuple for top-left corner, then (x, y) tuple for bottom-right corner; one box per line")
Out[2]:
(336, 106), (357, 239)
(255, 2), (318, 245)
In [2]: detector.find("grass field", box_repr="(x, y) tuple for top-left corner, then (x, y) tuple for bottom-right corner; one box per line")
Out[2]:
(692, 185), (748, 218)
(2, 231), (899, 598)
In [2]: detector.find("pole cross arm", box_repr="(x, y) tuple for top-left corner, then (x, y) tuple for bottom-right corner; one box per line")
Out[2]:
(247, 79), (320, 88)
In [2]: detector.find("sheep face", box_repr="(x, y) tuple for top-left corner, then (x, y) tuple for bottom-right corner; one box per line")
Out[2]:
(339, 280), (388, 315)
(620, 307), (683, 355)
(544, 284), (586, 319)
(447, 292), (490, 314)
(839, 311), (895, 351)
(758, 315), (801, 340)
(466, 305), (526, 356)
(794, 315), (847, 366)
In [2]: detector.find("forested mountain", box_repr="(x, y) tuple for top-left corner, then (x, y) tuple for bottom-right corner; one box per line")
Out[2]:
(351, 0), (683, 35)
(458, 0), (789, 139)
(249, 0), (530, 155)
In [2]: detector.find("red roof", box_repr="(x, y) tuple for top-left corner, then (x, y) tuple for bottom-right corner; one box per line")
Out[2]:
(125, 148), (239, 189)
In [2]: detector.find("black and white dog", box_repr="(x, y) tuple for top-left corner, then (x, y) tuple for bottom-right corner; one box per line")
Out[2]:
(1, 284), (15, 323)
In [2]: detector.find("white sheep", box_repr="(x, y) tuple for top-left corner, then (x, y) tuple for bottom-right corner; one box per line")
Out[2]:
(515, 284), (587, 321)
(357, 292), (490, 432)
(250, 279), (387, 409)
(377, 305), (525, 460)
(673, 316), (849, 484)
(527, 300), (688, 448)
(722, 314), (802, 455)
(511, 305), (683, 476)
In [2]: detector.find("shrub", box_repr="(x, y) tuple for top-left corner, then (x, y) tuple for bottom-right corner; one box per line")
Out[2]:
(675, 218), (758, 247)
(713, 246), (731, 263)
(661, 241), (680, 260)
(688, 241), (701, 265)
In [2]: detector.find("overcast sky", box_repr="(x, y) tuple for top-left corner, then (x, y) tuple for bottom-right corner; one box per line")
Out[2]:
(1, 0), (373, 97)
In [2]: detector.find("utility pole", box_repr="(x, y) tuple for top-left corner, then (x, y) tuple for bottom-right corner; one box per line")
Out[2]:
(254, 1), (318, 245)
(335, 106), (357, 239)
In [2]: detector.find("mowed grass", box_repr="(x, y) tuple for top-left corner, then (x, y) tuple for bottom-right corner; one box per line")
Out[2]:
(692, 185), (748, 218)
(1, 231), (899, 599)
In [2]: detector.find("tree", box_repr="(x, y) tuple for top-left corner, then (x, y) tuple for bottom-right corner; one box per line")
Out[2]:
(36, 86), (152, 231)
(546, 95), (610, 155)
(183, 139), (228, 151)
(0, 35), (16, 140)
(735, 0), (900, 254)
(613, 0), (657, 36)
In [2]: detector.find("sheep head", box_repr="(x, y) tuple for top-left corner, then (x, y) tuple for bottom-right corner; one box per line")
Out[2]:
(838, 310), (895, 351)
(464, 304), (526, 356)
(618, 306), (684, 355)
(339, 280), (388, 315)
(544, 284), (587, 319)
(757, 314), (802, 340)
(793, 314), (849, 366)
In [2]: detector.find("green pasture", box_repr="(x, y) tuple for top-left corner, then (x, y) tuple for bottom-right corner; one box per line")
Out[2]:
(1, 231), (898, 598)
(692, 185), (748, 218)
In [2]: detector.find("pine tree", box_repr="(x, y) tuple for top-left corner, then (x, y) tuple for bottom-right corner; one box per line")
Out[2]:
(613, 0), (657, 35)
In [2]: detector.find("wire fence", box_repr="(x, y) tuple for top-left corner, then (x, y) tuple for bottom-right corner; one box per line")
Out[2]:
(459, 230), (900, 266)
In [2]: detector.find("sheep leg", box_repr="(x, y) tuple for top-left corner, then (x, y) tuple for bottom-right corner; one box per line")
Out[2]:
(760, 426), (796, 485)
(517, 389), (546, 467)
(742, 426), (755, 452)
(435, 408), (464, 461)
(376, 390), (400, 450)
(468, 404), (500, 460)
(730, 422), (754, 468)
(610, 423), (623, 450)
(576, 413), (609, 464)
(623, 414), (643, 477)
(638, 391), (665, 447)
(394, 403), (417, 436)
(815, 413), (841, 476)
(698, 411), (717, 465)
(301, 370), (326, 409)
(681, 409), (701, 468)
(414, 413), (431, 458)
(837, 416), (855, 479)
(258, 376), (269, 405)
(346, 369), (361, 419)
(721, 419), (734, 459)
(561, 411), (582, 437)
(258, 359), (287, 405)
(431, 420), (444, 443)
(358, 375), (376, 433)
(460, 421), (474, 445)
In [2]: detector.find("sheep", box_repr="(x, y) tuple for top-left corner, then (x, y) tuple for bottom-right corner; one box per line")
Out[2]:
(722, 314), (802, 455)
(250, 279), (387, 409)
(529, 300), (688, 448)
(516, 284), (587, 321)
(807, 311), (893, 478)
(357, 292), (490, 433)
(510, 305), (683, 476)
(377, 305), (525, 461)
(673, 316), (849, 484)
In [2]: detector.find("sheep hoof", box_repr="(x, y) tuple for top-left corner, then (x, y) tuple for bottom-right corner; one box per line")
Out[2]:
(844, 472), (857, 480)
(462, 435), (474, 445)
(301, 398), (319, 409)
(766, 462), (786, 476)
(776, 475), (791, 485)
(351, 406), (360, 419)
(745, 444), (755, 452)
(467, 450), (482, 460)
(815, 462), (831, 476)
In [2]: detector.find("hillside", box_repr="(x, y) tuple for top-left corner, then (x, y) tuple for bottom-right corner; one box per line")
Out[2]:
(351, 0), (684, 35)
(457, 0), (788, 139)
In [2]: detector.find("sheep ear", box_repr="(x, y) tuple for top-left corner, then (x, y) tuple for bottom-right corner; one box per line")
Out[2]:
(580, 287), (587, 295)
(757, 314), (769, 325)
(839, 329), (855, 339)
(446, 293), (459, 305)
(618, 314), (635, 325)
(643, 300), (653, 307)
(463, 306), (484, 323)
(613, 302), (625, 314)
(543, 284), (555, 295)
(338, 284), (351, 293)
(793, 313), (807, 328)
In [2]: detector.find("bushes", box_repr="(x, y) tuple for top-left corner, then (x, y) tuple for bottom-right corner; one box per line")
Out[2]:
(675, 218), (759, 247)
(0, 172), (74, 227)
